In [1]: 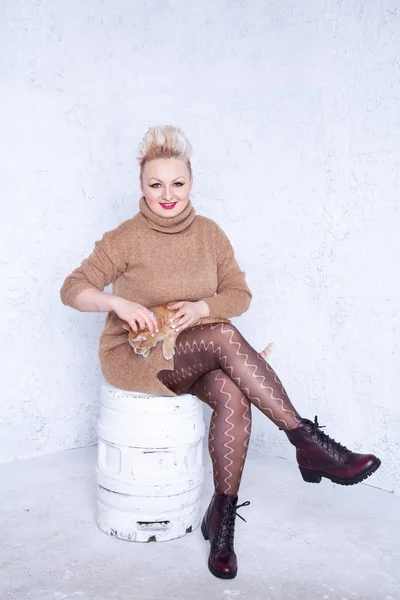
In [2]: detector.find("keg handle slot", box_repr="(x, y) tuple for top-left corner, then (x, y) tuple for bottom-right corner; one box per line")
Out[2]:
(137, 521), (170, 531)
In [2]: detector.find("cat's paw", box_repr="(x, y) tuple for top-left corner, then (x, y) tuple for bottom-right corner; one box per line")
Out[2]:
(162, 335), (176, 360)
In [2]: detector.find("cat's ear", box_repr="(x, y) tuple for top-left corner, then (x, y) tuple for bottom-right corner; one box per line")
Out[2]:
(121, 323), (131, 332)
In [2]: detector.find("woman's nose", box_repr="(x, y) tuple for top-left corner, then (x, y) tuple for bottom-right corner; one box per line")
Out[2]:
(162, 187), (175, 201)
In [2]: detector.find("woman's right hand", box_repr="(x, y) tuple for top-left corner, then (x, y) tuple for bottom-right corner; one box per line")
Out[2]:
(111, 297), (158, 335)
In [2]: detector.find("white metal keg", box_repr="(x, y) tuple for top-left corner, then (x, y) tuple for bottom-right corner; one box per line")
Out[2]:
(96, 382), (205, 542)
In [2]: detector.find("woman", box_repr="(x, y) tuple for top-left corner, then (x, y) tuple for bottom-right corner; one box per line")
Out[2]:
(60, 125), (381, 580)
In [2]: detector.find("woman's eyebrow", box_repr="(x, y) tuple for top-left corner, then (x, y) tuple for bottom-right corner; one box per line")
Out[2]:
(148, 177), (186, 182)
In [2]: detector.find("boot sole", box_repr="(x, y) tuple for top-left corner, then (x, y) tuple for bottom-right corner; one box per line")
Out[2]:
(201, 519), (238, 579)
(300, 458), (381, 486)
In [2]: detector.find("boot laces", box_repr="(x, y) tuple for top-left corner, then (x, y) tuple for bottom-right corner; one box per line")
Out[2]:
(216, 501), (250, 551)
(309, 415), (349, 458)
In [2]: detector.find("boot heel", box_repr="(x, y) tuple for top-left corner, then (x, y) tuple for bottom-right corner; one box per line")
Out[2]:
(300, 468), (322, 483)
(201, 519), (209, 540)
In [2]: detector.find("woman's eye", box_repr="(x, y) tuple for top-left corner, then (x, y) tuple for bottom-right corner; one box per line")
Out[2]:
(149, 182), (184, 188)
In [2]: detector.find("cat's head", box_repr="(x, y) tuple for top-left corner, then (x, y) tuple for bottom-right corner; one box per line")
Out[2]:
(122, 323), (157, 358)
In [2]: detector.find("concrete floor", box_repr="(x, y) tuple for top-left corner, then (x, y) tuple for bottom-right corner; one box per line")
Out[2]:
(1, 445), (399, 600)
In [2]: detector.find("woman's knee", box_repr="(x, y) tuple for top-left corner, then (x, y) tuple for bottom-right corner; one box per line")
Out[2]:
(210, 322), (248, 354)
(204, 370), (249, 407)
(199, 321), (241, 342)
(215, 322), (239, 335)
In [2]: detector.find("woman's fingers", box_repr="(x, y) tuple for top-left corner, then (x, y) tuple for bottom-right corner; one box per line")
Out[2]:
(173, 317), (194, 332)
(170, 308), (192, 326)
(131, 318), (145, 333)
(130, 308), (157, 335)
(133, 316), (146, 331)
(170, 311), (184, 325)
(169, 302), (190, 324)
(143, 312), (158, 335)
(151, 316), (159, 334)
(167, 301), (183, 310)
(171, 314), (188, 328)
(117, 302), (158, 336)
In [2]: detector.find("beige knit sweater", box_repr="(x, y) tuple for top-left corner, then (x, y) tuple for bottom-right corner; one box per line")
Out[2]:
(60, 197), (252, 396)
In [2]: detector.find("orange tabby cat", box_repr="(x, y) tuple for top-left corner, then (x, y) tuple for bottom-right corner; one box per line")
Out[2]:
(122, 302), (273, 361)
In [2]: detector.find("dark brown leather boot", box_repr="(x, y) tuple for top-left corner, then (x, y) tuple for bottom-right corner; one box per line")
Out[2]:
(201, 493), (250, 579)
(284, 415), (381, 485)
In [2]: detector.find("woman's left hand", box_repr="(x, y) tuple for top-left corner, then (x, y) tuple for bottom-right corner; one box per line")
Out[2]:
(167, 300), (209, 332)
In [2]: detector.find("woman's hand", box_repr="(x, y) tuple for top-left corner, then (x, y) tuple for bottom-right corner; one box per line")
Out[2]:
(111, 297), (158, 335)
(167, 300), (210, 332)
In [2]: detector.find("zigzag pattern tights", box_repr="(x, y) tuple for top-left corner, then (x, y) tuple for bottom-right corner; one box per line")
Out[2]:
(157, 323), (302, 496)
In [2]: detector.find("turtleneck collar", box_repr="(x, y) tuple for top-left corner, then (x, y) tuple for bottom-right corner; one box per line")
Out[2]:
(139, 196), (196, 234)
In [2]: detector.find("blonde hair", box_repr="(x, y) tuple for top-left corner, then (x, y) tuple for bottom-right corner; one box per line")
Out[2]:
(137, 125), (193, 179)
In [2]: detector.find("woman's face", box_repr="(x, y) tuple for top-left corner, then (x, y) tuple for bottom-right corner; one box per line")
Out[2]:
(141, 158), (192, 218)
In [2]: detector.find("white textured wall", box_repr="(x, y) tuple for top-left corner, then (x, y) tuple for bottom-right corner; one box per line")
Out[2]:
(1, 1), (399, 493)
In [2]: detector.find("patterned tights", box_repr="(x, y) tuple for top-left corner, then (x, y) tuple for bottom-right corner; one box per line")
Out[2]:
(157, 323), (302, 496)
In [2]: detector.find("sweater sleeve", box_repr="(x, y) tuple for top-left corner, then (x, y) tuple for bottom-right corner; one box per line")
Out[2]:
(200, 224), (252, 318)
(60, 226), (129, 310)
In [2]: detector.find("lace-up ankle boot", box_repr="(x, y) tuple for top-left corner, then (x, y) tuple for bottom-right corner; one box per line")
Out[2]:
(284, 415), (381, 485)
(201, 492), (250, 579)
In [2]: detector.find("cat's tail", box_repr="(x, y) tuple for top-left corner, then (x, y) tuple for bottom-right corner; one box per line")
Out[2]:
(260, 342), (274, 361)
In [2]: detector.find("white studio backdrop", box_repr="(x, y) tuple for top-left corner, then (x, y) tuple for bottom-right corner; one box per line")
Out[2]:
(1, 0), (399, 493)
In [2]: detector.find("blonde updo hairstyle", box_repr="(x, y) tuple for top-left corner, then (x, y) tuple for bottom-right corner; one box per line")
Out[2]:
(137, 125), (193, 181)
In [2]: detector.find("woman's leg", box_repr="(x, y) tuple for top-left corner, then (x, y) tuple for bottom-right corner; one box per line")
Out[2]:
(158, 322), (302, 430)
(157, 322), (301, 579)
(157, 322), (380, 579)
(189, 368), (252, 579)
(157, 322), (380, 486)
(190, 368), (252, 496)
